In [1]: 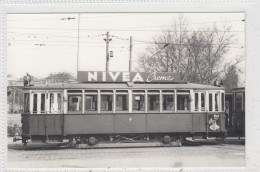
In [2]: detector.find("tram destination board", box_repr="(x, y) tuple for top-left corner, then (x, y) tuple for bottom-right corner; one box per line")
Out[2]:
(77, 71), (182, 83)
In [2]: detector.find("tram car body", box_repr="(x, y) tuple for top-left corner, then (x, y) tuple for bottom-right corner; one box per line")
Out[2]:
(225, 87), (245, 137)
(20, 72), (226, 145)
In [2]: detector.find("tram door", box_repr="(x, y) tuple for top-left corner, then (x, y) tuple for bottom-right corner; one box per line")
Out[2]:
(225, 93), (233, 128)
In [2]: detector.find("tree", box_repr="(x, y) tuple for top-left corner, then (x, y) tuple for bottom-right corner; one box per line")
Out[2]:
(222, 64), (238, 91)
(137, 15), (236, 85)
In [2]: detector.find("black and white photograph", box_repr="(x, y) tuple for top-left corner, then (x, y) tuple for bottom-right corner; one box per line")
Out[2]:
(5, 12), (247, 169)
(1, 1), (259, 171)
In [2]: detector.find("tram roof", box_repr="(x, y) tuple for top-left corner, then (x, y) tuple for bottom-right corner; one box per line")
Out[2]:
(23, 82), (224, 90)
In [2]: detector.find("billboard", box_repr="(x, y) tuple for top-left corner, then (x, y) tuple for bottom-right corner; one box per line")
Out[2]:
(77, 71), (181, 83)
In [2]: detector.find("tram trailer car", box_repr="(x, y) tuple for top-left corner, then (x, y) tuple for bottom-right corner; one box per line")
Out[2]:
(20, 81), (226, 146)
(225, 87), (245, 137)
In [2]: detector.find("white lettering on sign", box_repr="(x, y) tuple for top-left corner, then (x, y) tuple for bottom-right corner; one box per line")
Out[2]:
(132, 73), (144, 82)
(102, 72), (106, 81)
(109, 72), (120, 81)
(122, 72), (130, 81)
(88, 72), (97, 81)
(147, 72), (174, 82)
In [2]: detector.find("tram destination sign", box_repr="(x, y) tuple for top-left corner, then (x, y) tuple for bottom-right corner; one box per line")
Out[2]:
(77, 71), (181, 83)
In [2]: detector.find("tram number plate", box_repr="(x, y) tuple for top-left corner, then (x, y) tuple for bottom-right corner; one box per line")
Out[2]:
(208, 114), (220, 131)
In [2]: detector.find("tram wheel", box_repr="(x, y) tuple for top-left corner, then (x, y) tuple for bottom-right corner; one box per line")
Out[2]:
(163, 135), (171, 144)
(88, 137), (96, 146)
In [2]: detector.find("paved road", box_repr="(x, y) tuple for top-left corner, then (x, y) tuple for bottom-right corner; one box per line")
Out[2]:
(8, 143), (245, 168)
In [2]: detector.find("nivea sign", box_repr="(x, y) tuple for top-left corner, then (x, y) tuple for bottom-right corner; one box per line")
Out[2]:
(77, 71), (181, 83)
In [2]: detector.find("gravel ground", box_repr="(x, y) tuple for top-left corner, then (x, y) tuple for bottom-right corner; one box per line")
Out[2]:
(7, 143), (245, 168)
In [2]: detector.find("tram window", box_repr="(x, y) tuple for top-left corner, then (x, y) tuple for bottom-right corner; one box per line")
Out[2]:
(85, 90), (98, 93)
(101, 95), (113, 112)
(33, 94), (37, 113)
(148, 95), (160, 111)
(85, 95), (98, 112)
(116, 95), (128, 111)
(201, 93), (205, 111)
(68, 95), (82, 112)
(57, 93), (62, 113)
(24, 93), (30, 113)
(133, 90), (145, 93)
(162, 90), (175, 93)
(132, 95), (145, 111)
(235, 92), (242, 111)
(148, 90), (160, 93)
(101, 90), (113, 93)
(67, 90), (82, 93)
(209, 93), (213, 111)
(40, 94), (45, 113)
(177, 95), (190, 111)
(177, 90), (190, 93)
(116, 90), (128, 93)
(215, 94), (219, 111)
(163, 95), (174, 111)
(221, 93), (225, 111)
(50, 93), (62, 113)
(195, 93), (199, 111)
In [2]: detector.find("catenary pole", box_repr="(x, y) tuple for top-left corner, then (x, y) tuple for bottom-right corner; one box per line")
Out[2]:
(77, 13), (80, 78)
(129, 36), (133, 72)
(105, 32), (110, 72)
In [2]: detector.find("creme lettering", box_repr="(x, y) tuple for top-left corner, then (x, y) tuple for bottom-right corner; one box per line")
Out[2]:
(88, 72), (97, 81)
(147, 72), (156, 82)
(132, 73), (144, 82)
(122, 72), (130, 81)
(109, 72), (120, 81)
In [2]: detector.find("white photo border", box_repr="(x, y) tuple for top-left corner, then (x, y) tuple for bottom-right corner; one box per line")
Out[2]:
(1, 0), (259, 171)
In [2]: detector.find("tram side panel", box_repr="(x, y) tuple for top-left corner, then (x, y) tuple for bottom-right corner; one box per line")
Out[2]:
(63, 114), (114, 135)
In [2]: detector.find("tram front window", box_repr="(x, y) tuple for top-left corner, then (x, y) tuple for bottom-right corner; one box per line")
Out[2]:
(101, 95), (113, 112)
(201, 93), (205, 111)
(133, 95), (145, 111)
(177, 95), (190, 111)
(40, 94), (45, 113)
(215, 94), (219, 111)
(195, 93), (199, 111)
(148, 95), (160, 111)
(209, 93), (213, 111)
(68, 95), (82, 112)
(163, 95), (174, 111)
(116, 95), (128, 111)
(85, 95), (97, 112)
(33, 94), (37, 113)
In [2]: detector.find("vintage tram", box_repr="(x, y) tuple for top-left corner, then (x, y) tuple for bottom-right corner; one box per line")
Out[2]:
(19, 71), (226, 147)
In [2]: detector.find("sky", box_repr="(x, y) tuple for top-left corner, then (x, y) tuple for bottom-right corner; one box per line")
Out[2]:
(6, 13), (245, 85)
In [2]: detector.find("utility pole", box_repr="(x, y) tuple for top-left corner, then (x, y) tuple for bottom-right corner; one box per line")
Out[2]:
(129, 36), (133, 72)
(77, 13), (80, 78)
(104, 32), (112, 72)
